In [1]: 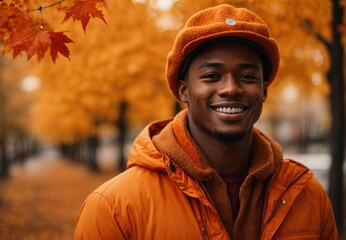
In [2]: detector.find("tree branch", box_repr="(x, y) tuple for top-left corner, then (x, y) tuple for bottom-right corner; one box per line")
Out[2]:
(294, 12), (332, 51)
(26, 0), (66, 12)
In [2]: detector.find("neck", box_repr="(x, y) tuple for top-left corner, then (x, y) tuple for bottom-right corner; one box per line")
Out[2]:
(188, 122), (253, 172)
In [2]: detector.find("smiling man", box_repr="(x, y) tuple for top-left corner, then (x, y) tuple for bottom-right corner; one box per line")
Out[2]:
(74, 4), (338, 240)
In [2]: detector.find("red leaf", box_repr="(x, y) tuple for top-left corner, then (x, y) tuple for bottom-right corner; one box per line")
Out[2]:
(0, 3), (25, 42)
(9, 23), (51, 60)
(49, 31), (73, 63)
(28, 30), (51, 60)
(63, 0), (107, 32)
(0, 3), (17, 28)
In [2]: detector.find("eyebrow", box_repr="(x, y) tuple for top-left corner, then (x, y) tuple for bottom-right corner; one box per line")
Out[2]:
(197, 62), (223, 70)
(197, 62), (261, 70)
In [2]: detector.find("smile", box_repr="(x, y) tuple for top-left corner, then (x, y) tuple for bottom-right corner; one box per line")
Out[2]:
(215, 107), (244, 114)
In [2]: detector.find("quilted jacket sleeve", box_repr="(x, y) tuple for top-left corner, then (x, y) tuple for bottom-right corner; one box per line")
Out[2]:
(73, 192), (128, 240)
(320, 191), (339, 240)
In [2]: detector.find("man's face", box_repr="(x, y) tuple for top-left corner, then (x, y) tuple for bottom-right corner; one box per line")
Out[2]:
(178, 41), (268, 141)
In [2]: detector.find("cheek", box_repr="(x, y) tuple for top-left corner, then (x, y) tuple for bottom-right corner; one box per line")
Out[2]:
(248, 88), (265, 112)
(253, 94), (265, 118)
(186, 87), (210, 112)
(189, 83), (216, 98)
(254, 95), (265, 109)
(188, 88), (214, 110)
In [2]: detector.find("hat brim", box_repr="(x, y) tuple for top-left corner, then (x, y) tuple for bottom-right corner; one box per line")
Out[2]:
(178, 36), (273, 82)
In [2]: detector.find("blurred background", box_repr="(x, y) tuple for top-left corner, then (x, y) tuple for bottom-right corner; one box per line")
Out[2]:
(0, 0), (345, 239)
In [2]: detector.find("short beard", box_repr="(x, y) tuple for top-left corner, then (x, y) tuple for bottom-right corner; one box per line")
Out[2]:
(214, 131), (245, 142)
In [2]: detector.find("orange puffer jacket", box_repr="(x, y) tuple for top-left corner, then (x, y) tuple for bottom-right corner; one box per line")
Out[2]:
(74, 117), (338, 240)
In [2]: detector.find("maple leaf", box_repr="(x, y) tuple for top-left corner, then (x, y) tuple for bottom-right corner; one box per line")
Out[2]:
(27, 29), (51, 60)
(0, 3), (24, 42)
(2, 10), (32, 53)
(0, 3), (14, 29)
(9, 22), (52, 60)
(49, 31), (73, 63)
(63, 0), (107, 32)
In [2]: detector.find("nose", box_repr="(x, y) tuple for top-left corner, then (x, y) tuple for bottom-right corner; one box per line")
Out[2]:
(218, 74), (243, 96)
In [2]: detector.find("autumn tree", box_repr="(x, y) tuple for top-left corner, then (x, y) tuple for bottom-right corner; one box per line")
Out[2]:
(21, 1), (175, 171)
(0, 0), (109, 172)
(0, 56), (35, 177)
(323, 0), (345, 232)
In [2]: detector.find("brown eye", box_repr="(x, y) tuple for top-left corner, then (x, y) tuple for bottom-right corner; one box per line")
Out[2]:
(201, 73), (221, 81)
(239, 73), (259, 82)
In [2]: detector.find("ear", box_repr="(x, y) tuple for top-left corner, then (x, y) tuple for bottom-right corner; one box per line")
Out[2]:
(178, 80), (189, 103)
(262, 81), (268, 102)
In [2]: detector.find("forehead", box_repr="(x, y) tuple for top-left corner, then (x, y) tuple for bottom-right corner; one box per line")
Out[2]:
(190, 41), (263, 66)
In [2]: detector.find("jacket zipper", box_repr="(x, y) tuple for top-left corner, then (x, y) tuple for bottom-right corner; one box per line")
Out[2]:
(199, 221), (209, 240)
(166, 160), (230, 239)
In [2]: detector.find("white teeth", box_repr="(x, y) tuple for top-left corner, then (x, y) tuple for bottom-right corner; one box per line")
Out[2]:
(215, 107), (243, 113)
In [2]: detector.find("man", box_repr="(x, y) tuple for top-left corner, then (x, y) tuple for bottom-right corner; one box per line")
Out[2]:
(74, 4), (338, 239)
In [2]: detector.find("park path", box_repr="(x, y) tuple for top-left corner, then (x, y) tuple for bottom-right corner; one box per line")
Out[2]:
(0, 149), (116, 240)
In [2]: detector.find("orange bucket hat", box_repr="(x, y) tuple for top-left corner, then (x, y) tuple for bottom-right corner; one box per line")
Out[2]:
(166, 4), (280, 101)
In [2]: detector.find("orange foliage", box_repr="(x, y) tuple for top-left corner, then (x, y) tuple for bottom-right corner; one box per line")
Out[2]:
(1, 0), (342, 144)
(24, 1), (175, 143)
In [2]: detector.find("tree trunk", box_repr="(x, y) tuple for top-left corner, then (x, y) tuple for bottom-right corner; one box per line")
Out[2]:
(0, 62), (9, 179)
(17, 131), (26, 164)
(88, 135), (99, 172)
(117, 100), (128, 172)
(327, 0), (345, 233)
(0, 135), (9, 179)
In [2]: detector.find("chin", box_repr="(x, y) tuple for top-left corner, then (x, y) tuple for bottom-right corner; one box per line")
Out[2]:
(214, 131), (246, 141)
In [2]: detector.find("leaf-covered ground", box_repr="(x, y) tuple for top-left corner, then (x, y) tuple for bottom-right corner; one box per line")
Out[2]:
(0, 151), (116, 240)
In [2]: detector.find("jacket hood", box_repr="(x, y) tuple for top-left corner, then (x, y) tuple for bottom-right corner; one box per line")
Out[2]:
(126, 119), (171, 171)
